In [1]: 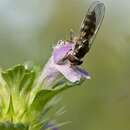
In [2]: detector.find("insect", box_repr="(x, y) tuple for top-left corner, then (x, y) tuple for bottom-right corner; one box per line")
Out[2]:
(67, 1), (105, 65)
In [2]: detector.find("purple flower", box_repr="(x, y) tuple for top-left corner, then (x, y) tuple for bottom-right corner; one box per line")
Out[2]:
(39, 40), (90, 86)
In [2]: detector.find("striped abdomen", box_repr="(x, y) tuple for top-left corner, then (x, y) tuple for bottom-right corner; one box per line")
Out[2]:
(73, 11), (96, 59)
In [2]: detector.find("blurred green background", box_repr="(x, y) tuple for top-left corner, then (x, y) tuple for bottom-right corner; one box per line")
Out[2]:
(0, 0), (130, 130)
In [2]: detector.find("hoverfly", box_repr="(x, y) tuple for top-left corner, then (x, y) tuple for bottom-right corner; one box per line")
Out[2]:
(67, 1), (105, 65)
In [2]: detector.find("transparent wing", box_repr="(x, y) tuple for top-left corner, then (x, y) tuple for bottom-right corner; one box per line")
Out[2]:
(80, 1), (105, 47)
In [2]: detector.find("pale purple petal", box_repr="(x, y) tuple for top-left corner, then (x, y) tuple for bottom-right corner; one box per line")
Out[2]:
(54, 63), (84, 82)
(53, 41), (74, 64)
(38, 56), (60, 87)
(76, 67), (91, 79)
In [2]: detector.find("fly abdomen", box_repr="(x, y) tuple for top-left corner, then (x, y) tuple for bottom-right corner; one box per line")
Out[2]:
(74, 40), (90, 59)
(80, 11), (96, 41)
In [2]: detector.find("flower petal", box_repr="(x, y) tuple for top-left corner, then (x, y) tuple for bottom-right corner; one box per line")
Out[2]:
(38, 56), (60, 87)
(54, 63), (82, 82)
(53, 41), (74, 64)
(76, 67), (91, 79)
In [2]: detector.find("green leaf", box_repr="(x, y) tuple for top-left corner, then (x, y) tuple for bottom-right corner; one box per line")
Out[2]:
(0, 64), (37, 122)
(6, 95), (14, 122)
(31, 89), (60, 113)
(19, 71), (35, 95)
(1, 64), (35, 94)
(30, 80), (79, 117)
(2, 65), (25, 88)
